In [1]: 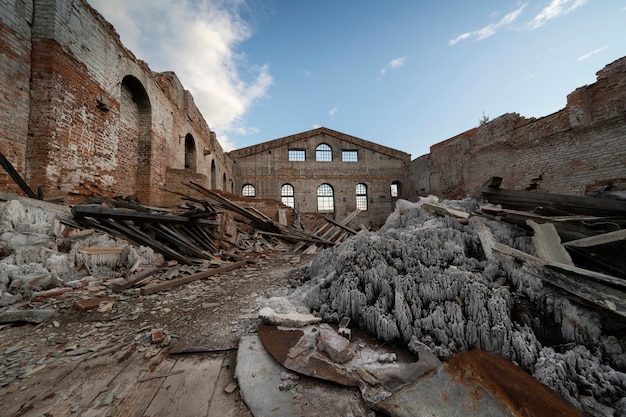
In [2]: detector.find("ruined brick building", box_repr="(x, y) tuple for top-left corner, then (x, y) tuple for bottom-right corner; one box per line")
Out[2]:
(1, 0), (625, 229)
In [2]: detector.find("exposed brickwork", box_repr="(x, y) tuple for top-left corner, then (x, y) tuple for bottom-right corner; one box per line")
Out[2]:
(0, 0), (231, 205)
(228, 128), (411, 228)
(408, 57), (626, 200)
(0, 0), (33, 194)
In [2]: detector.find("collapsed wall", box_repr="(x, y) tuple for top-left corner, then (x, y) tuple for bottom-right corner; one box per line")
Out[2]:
(408, 56), (626, 200)
(294, 199), (626, 415)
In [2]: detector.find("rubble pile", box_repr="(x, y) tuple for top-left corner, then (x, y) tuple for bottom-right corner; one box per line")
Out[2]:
(294, 198), (626, 414)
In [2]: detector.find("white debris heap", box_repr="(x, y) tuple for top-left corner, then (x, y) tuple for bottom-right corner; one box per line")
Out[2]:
(295, 198), (626, 415)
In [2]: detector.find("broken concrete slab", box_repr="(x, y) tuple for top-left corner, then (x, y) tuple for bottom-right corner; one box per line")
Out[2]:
(258, 296), (321, 327)
(376, 350), (583, 417)
(236, 334), (372, 417)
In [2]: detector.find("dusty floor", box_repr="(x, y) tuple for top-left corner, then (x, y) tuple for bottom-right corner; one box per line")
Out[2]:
(0, 251), (311, 416)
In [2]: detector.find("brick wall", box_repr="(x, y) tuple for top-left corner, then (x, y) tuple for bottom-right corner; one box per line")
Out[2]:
(408, 57), (626, 199)
(0, 0), (33, 194)
(229, 128), (411, 228)
(0, 0), (232, 205)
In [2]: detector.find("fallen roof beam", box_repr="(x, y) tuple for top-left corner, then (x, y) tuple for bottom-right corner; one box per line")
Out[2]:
(563, 229), (626, 248)
(140, 260), (248, 295)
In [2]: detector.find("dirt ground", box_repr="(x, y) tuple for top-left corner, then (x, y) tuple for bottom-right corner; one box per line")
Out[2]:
(0, 250), (313, 416)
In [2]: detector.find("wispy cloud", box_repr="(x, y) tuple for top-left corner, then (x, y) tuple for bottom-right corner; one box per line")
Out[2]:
(301, 69), (312, 78)
(328, 106), (339, 117)
(380, 57), (407, 76)
(87, 0), (273, 151)
(578, 45), (608, 61)
(450, 4), (527, 45)
(527, 0), (587, 29)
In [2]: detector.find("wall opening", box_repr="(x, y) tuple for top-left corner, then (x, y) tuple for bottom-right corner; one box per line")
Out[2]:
(317, 183), (334, 213)
(121, 75), (152, 201)
(211, 159), (216, 189)
(184, 134), (196, 171)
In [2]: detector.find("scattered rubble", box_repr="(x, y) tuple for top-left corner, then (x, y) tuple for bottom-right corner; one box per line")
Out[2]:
(2, 181), (626, 416)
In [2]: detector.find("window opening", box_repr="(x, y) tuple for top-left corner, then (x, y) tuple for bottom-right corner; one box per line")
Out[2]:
(342, 150), (358, 162)
(242, 184), (255, 197)
(356, 183), (368, 210)
(317, 183), (334, 213)
(281, 184), (295, 208)
(288, 149), (306, 161)
(316, 144), (332, 161)
(391, 182), (400, 198)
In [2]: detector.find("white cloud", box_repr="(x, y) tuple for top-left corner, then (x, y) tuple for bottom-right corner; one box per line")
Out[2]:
(578, 45), (608, 61)
(301, 69), (312, 78)
(527, 0), (587, 29)
(449, 4), (527, 45)
(380, 56), (407, 76)
(87, 0), (272, 150)
(329, 106), (339, 117)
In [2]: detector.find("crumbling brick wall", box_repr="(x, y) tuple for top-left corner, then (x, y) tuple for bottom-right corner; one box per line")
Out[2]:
(0, 0), (232, 206)
(0, 0), (33, 195)
(408, 56), (626, 199)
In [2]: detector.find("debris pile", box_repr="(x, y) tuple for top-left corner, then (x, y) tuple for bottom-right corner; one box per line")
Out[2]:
(288, 195), (626, 415)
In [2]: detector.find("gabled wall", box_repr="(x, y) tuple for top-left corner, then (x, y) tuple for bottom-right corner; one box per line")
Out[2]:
(408, 57), (626, 200)
(228, 128), (411, 228)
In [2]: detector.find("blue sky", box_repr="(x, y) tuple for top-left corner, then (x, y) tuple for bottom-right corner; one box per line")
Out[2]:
(87, 0), (626, 159)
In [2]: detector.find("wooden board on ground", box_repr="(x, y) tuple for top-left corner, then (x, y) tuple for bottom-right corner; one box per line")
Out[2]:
(142, 355), (223, 417)
(207, 350), (253, 417)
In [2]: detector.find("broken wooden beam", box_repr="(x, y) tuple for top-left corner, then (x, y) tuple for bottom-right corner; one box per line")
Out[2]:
(140, 260), (248, 295)
(563, 229), (626, 248)
(0, 151), (39, 199)
(0, 309), (56, 324)
(527, 219), (574, 266)
(112, 267), (159, 292)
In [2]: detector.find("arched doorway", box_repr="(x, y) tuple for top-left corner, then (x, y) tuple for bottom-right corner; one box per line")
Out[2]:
(121, 75), (151, 201)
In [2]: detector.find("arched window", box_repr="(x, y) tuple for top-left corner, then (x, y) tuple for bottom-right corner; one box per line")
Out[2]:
(316, 143), (332, 162)
(184, 134), (196, 171)
(281, 184), (294, 208)
(242, 184), (255, 197)
(317, 183), (334, 213)
(356, 183), (368, 211)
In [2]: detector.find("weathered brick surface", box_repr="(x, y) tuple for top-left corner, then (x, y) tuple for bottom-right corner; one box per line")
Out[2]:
(228, 128), (411, 228)
(408, 57), (626, 199)
(1, 0), (231, 205)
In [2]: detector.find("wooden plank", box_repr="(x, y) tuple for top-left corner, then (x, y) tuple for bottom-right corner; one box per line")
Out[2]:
(10, 350), (137, 416)
(493, 244), (626, 317)
(421, 202), (470, 221)
(0, 150), (38, 199)
(79, 247), (125, 255)
(113, 267), (160, 292)
(72, 205), (216, 225)
(140, 260), (247, 296)
(207, 351), (252, 417)
(143, 356), (223, 417)
(527, 220), (574, 266)
(0, 190), (72, 217)
(473, 186), (626, 217)
(469, 217), (497, 260)
(278, 209), (288, 226)
(563, 229), (626, 248)
(0, 309), (56, 324)
(99, 358), (177, 417)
